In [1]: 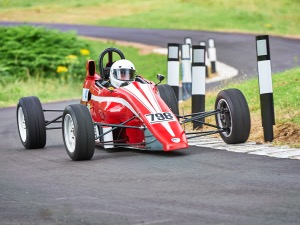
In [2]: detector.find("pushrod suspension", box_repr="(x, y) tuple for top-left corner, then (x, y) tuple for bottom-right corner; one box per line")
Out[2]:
(95, 116), (145, 140)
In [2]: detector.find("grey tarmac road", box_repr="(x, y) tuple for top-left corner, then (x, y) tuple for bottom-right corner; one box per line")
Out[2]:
(0, 23), (300, 225)
(1, 101), (300, 225)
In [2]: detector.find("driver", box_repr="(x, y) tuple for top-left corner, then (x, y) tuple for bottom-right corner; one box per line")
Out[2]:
(109, 59), (136, 88)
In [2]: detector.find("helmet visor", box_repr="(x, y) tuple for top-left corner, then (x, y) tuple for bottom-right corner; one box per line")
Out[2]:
(113, 69), (135, 81)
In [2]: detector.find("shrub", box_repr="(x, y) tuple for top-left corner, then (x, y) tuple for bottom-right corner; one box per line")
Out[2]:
(0, 25), (94, 80)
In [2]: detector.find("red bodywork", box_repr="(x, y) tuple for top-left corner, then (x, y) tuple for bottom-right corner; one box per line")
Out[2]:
(81, 60), (188, 151)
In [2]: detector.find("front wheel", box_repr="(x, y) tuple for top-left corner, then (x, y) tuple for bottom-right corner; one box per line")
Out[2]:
(215, 89), (251, 144)
(16, 96), (46, 149)
(62, 104), (95, 161)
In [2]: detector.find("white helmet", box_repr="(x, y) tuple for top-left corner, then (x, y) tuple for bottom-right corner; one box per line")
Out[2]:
(110, 59), (136, 88)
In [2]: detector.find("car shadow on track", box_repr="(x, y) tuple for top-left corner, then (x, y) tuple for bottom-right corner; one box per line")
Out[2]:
(92, 146), (189, 161)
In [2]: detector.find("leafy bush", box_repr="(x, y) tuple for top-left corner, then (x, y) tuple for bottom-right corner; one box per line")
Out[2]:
(0, 25), (93, 80)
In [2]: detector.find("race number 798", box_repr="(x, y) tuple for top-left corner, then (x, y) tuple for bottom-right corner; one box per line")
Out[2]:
(145, 112), (176, 124)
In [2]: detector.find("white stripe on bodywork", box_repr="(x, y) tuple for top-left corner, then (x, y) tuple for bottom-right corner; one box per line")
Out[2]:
(139, 84), (162, 112)
(91, 95), (139, 117)
(161, 121), (175, 137)
(123, 84), (156, 113)
(138, 84), (175, 137)
(123, 83), (175, 137)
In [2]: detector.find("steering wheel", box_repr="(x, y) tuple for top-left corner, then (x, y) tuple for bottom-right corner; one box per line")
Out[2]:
(98, 47), (125, 80)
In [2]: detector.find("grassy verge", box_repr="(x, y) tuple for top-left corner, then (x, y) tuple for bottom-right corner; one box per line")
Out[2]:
(0, 77), (82, 107)
(0, 0), (299, 37)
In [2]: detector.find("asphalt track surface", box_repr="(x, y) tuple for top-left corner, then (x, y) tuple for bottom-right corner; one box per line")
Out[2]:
(1, 23), (300, 225)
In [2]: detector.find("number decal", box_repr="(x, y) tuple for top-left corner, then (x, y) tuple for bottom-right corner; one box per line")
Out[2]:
(155, 113), (164, 121)
(145, 112), (176, 124)
(164, 112), (173, 120)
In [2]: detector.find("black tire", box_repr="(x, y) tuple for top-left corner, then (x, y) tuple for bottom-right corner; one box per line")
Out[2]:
(157, 84), (179, 115)
(215, 89), (251, 144)
(16, 96), (46, 149)
(62, 104), (95, 161)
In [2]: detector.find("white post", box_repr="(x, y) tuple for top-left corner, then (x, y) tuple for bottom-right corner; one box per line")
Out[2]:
(256, 35), (275, 142)
(185, 37), (192, 46)
(199, 41), (209, 77)
(191, 45), (206, 129)
(167, 43), (180, 101)
(185, 37), (193, 62)
(208, 38), (217, 74)
(181, 44), (192, 100)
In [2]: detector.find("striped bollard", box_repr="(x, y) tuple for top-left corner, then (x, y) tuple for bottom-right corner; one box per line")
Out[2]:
(185, 37), (192, 45)
(255, 35), (275, 142)
(199, 41), (209, 78)
(167, 43), (180, 101)
(181, 44), (192, 100)
(208, 38), (217, 74)
(192, 45), (206, 129)
(185, 37), (193, 62)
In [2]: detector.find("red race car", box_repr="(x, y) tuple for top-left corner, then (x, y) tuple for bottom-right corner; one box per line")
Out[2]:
(17, 47), (251, 161)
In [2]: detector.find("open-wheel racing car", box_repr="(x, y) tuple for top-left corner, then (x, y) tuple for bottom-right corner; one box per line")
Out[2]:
(17, 47), (251, 161)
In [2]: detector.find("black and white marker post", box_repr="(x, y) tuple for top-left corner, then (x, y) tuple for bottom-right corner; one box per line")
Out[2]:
(184, 37), (193, 65)
(199, 41), (209, 78)
(184, 37), (193, 62)
(181, 44), (192, 100)
(167, 43), (180, 101)
(255, 35), (275, 142)
(208, 38), (217, 74)
(184, 37), (192, 46)
(191, 45), (206, 129)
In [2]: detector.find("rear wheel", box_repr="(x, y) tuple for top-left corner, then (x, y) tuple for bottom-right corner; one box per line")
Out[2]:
(215, 89), (251, 144)
(16, 96), (46, 149)
(157, 84), (179, 115)
(62, 104), (95, 161)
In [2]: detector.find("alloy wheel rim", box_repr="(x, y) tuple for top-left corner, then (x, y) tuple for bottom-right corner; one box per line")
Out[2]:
(217, 99), (232, 137)
(64, 114), (76, 153)
(17, 107), (27, 142)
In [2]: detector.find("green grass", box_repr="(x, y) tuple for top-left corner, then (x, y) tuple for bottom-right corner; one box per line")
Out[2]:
(98, 0), (300, 36)
(0, 0), (100, 8)
(0, 77), (82, 107)
(0, 0), (299, 36)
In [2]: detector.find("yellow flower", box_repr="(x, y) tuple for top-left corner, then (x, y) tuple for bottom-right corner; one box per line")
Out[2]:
(65, 54), (79, 64)
(80, 49), (90, 56)
(66, 54), (78, 60)
(56, 66), (68, 73)
(264, 23), (272, 28)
